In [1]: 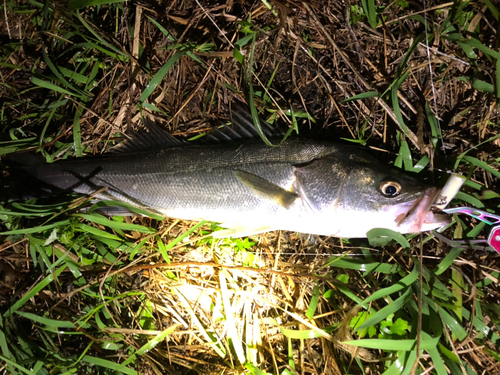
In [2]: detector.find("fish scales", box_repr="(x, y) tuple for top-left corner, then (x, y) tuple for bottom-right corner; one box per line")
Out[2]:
(32, 140), (342, 222)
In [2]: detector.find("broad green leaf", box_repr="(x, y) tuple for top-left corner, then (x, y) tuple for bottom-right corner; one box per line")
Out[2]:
(386, 318), (409, 336)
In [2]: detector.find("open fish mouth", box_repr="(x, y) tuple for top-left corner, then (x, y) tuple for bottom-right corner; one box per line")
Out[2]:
(394, 188), (451, 233)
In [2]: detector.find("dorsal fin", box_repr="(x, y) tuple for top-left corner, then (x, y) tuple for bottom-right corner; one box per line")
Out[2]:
(197, 104), (286, 144)
(110, 105), (286, 153)
(110, 119), (185, 153)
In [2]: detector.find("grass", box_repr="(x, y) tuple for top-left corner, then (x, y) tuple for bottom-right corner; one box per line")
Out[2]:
(1, 0), (500, 374)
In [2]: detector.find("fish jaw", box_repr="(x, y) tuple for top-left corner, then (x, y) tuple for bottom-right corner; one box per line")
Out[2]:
(384, 187), (451, 233)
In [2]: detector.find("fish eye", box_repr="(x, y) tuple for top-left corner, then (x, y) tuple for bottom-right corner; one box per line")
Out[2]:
(380, 181), (401, 197)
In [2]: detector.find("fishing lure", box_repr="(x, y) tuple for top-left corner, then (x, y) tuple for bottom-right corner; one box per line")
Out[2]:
(443, 207), (500, 254)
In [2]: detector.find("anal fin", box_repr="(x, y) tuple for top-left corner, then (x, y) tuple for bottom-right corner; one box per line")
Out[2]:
(213, 223), (276, 238)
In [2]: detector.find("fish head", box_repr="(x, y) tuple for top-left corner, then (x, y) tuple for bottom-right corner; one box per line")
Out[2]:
(294, 152), (450, 237)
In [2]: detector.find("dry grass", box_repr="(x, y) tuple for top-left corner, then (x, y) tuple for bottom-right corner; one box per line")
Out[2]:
(1, 0), (500, 374)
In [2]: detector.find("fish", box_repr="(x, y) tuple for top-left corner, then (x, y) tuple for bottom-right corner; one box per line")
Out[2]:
(6, 108), (450, 238)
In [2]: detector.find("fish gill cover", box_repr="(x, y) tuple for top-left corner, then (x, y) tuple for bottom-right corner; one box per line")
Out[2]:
(0, 1), (499, 375)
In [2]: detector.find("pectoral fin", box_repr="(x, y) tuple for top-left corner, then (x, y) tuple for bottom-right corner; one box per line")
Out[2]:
(234, 170), (298, 209)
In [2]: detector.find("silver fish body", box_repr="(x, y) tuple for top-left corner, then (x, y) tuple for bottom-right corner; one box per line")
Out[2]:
(23, 136), (449, 238)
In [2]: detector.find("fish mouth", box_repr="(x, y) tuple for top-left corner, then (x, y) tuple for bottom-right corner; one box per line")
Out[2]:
(394, 187), (450, 233)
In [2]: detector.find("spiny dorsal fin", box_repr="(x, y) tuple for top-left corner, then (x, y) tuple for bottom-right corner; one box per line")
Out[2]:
(110, 119), (185, 153)
(111, 105), (285, 153)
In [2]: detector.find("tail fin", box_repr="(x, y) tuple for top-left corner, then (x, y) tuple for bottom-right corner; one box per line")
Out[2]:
(1, 152), (50, 202)
(5, 151), (45, 170)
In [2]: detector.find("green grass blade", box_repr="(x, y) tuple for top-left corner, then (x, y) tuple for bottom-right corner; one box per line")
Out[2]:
(324, 256), (401, 274)
(76, 14), (128, 60)
(245, 363), (268, 375)
(484, 0), (499, 20)
(72, 102), (84, 157)
(462, 307), (500, 346)
(4, 266), (65, 318)
(162, 220), (207, 251)
(0, 220), (71, 235)
(356, 287), (412, 332)
(462, 155), (500, 179)
(139, 51), (184, 104)
(357, 266), (419, 308)
(31, 77), (76, 97)
(367, 228), (411, 248)
(0, 354), (36, 375)
(88, 200), (165, 220)
(74, 223), (122, 240)
(116, 325), (179, 370)
(333, 281), (365, 305)
(262, 318), (336, 339)
(81, 355), (137, 375)
(42, 49), (87, 99)
(69, 0), (126, 11)
(75, 213), (156, 233)
(434, 247), (463, 275)
(340, 91), (379, 103)
(305, 285), (320, 319)
(436, 305), (467, 342)
(15, 311), (78, 329)
(342, 337), (439, 351)
(360, 0), (377, 29)
(425, 336), (449, 375)
(455, 191), (484, 208)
